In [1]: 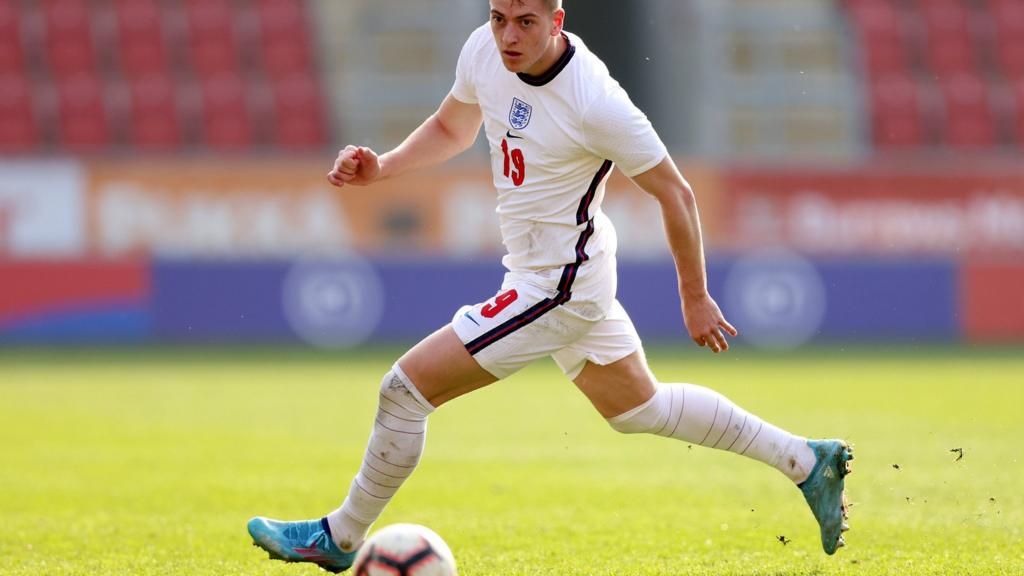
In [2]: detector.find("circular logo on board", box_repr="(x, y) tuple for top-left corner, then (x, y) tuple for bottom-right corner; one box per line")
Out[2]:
(282, 256), (384, 348)
(724, 249), (826, 349)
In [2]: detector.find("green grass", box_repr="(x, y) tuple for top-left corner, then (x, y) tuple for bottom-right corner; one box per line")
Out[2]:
(1, 345), (1022, 575)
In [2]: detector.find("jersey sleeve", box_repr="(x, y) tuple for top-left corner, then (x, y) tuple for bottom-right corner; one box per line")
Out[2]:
(581, 85), (668, 177)
(450, 28), (481, 104)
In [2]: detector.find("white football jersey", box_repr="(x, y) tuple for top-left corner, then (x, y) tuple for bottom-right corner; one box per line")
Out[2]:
(451, 24), (668, 312)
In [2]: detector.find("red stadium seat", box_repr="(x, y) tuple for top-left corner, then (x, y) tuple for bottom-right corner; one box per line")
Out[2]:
(1012, 80), (1024, 143)
(120, 35), (168, 78)
(988, 0), (1024, 23)
(996, 35), (1024, 80)
(190, 36), (240, 77)
(114, 0), (168, 77)
(185, 0), (240, 78)
(43, 0), (97, 77)
(257, 0), (313, 77)
(0, 0), (24, 75)
(271, 72), (326, 148)
(987, 80), (1015, 144)
(0, 74), (39, 152)
(55, 72), (110, 150)
(990, 0), (1024, 79)
(128, 73), (180, 150)
(261, 39), (312, 78)
(184, 0), (233, 40)
(258, 0), (307, 41)
(847, 0), (909, 78)
(114, 0), (161, 36)
(870, 74), (925, 147)
(919, 0), (976, 75)
(200, 73), (252, 149)
(939, 73), (995, 147)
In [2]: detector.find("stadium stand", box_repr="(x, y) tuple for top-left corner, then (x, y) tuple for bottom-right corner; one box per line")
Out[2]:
(0, 0), (326, 153)
(199, 71), (252, 150)
(848, 0), (909, 79)
(941, 71), (996, 147)
(1014, 79), (1024, 142)
(127, 72), (181, 149)
(0, 0), (24, 76)
(184, 0), (240, 79)
(0, 73), (37, 153)
(56, 72), (110, 150)
(920, 0), (976, 76)
(257, 0), (314, 79)
(114, 0), (170, 79)
(844, 0), (1023, 150)
(691, 0), (863, 159)
(2, 0), (1020, 157)
(313, 0), (485, 152)
(991, 0), (1024, 79)
(0, 0), (36, 152)
(870, 73), (925, 146)
(271, 71), (326, 149)
(43, 0), (97, 79)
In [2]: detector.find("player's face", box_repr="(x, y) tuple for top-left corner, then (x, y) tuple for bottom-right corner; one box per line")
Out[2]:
(489, 0), (565, 75)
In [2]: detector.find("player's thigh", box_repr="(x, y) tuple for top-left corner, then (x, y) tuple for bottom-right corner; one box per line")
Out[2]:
(397, 325), (498, 408)
(573, 350), (657, 418)
(555, 301), (657, 418)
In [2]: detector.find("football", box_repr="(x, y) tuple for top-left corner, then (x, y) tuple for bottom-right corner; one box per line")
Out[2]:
(352, 524), (457, 576)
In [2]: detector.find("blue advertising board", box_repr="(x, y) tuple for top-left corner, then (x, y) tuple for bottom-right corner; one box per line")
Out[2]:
(144, 255), (958, 348)
(0, 256), (961, 346)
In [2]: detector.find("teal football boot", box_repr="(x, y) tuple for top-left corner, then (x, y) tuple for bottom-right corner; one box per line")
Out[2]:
(248, 517), (356, 573)
(798, 439), (854, 555)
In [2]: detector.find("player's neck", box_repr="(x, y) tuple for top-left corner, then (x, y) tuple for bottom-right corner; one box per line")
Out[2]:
(524, 33), (567, 77)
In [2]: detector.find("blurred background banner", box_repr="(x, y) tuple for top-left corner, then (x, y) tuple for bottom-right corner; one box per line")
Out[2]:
(0, 0), (1022, 348)
(0, 160), (85, 257)
(722, 165), (1024, 255)
(0, 258), (149, 342)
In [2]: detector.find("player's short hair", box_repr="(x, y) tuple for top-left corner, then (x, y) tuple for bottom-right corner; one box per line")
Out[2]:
(510, 0), (562, 12)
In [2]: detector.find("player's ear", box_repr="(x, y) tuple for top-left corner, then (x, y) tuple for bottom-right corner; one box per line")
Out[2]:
(551, 8), (565, 36)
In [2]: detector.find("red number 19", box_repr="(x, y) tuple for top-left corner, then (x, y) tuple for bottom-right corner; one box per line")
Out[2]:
(501, 139), (525, 187)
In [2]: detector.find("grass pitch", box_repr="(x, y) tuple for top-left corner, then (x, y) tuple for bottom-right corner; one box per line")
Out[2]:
(1, 345), (1022, 575)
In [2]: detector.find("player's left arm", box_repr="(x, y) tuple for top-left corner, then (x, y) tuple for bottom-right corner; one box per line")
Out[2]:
(630, 158), (738, 353)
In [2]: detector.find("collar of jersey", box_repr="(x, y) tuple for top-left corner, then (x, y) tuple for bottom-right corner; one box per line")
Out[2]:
(517, 33), (576, 87)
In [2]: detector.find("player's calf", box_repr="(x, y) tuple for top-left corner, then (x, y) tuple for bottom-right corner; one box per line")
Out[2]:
(606, 383), (817, 482)
(325, 365), (435, 552)
(606, 383), (854, 554)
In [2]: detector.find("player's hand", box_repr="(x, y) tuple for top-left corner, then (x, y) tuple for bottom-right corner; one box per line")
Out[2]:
(682, 293), (738, 353)
(327, 145), (382, 187)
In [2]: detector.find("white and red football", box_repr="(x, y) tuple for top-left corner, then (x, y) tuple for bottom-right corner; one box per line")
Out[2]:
(352, 524), (457, 576)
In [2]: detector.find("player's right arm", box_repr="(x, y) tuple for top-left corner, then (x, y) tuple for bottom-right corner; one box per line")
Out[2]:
(327, 94), (483, 188)
(581, 80), (737, 353)
(630, 159), (737, 353)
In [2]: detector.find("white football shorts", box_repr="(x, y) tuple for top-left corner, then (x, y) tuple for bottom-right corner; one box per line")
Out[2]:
(450, 275), (641, 380)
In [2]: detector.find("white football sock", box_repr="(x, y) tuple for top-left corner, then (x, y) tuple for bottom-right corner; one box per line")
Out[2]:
(607, 383), (816, 483)
(326, 365), (434, 551)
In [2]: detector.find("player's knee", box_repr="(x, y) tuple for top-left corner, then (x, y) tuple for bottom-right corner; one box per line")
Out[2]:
(379, 366), (434, 418)
(607, 416), (648, 435)
(605, 386), (666, 435)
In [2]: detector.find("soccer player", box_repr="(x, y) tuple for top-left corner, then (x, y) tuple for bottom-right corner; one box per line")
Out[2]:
(247, 0), (852, 570)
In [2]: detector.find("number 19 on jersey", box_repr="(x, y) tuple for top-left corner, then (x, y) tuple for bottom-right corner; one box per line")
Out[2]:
(501, 138), (525, 186)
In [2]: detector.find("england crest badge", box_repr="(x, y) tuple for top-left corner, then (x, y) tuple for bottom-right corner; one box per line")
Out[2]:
(509, 97), (532, 130)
